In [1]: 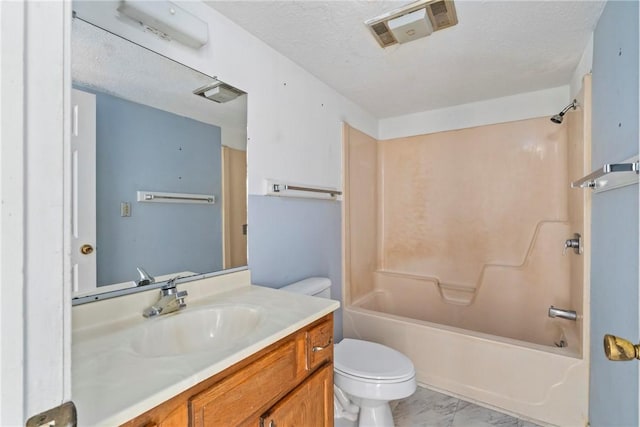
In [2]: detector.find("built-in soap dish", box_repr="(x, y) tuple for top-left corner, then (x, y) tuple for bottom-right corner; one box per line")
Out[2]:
(437, 282), (475, 306)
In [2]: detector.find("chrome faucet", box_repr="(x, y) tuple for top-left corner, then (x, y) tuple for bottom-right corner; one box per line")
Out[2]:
(548, 305), (577, 321)
(142, 277), (188, 318)
(136, 267), (155, 286)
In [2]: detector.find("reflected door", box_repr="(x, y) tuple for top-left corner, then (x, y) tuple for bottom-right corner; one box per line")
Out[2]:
(221, 146), (247, 268)
(70, 88), (97, 293)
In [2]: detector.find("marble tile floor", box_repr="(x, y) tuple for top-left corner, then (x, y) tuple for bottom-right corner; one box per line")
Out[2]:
(391, 386), (542, 427)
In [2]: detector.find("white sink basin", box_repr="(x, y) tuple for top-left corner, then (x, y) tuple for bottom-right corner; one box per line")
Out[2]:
(130, 304), (262, 357)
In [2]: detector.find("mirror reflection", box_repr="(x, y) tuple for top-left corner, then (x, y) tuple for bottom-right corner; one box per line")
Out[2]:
(71, 18), (247, 300)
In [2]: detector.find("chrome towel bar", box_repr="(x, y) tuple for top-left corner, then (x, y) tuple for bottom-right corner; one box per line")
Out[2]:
(137, 191), (215, 204)
(272, 184), (342, 196)
(265, 180), (342, 200)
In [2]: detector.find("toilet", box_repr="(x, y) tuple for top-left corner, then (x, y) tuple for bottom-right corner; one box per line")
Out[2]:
(279, 277), (416, 427)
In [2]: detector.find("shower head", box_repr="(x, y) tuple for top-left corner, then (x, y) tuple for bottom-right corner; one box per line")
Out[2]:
(550, 99), (578, 124)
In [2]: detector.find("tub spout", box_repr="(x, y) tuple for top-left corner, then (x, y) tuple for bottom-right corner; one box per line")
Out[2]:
(548, 306), (577, 321)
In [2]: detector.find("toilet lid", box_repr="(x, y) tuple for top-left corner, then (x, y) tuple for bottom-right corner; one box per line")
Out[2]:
(334, 339), (415, 381)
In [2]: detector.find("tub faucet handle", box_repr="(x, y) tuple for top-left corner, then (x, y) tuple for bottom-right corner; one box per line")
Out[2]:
(563, 233), (582, 255)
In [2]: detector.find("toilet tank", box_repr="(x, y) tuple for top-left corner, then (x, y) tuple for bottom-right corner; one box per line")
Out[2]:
(279, 277), (331, 298)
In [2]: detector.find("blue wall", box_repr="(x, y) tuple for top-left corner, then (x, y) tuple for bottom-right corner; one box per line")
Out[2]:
(589, 1), (639, 425)
(248, 195), (343, 341)
(93, 91), (223, 285)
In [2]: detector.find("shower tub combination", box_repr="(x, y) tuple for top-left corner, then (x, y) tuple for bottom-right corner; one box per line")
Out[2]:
(342, 79), (591, 427)
(343, 271), (587, 426)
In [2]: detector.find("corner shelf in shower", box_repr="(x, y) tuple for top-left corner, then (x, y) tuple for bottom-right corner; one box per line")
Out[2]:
(571, 155), (639, 193)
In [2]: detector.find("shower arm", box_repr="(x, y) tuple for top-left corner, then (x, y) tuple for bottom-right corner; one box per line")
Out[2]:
(559, 101), (577, 116)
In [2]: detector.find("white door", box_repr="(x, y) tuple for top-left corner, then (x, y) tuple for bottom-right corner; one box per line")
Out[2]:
(1, 1), (72, 424)
(71, 89), (97, 294)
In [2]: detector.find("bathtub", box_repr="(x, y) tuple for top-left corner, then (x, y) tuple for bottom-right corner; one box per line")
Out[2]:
(343, 273), (589, 427)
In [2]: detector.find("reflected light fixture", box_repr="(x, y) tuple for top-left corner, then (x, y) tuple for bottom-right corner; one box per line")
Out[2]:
(117, 0), (209, 48)
(193, 81), (246, 103)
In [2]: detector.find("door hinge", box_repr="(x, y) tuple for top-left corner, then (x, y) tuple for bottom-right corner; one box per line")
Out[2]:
(26, 401), (77, 427)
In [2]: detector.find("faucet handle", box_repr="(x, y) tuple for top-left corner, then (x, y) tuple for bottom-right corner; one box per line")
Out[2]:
(176, 290), (188, 310)
(563, 233), (582, 256)
(161, 276), (183, 292)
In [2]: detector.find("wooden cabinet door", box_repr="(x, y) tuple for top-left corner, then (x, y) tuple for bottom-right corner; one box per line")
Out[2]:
(189, 340), (301, 426)
(120, 402), (187, 427)
(260, 363), (333, 427)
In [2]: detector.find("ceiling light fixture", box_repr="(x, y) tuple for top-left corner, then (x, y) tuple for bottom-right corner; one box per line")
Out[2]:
(117, 0), (209, 49)
(365, 0), (458, 48)
(387, 8), (433, 44)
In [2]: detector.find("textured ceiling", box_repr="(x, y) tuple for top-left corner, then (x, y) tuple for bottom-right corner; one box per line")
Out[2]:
(72, 18), (247, 131)
(205, 0), (605, 118)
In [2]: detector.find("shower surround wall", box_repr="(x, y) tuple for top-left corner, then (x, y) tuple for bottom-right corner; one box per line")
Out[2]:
(379, 116), (571, 344)
(343, 89), (590, 425)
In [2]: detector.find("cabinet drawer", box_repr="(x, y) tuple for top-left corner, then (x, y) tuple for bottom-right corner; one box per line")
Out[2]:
(307, 320), (333, 371)
(189, 339), (301, 426)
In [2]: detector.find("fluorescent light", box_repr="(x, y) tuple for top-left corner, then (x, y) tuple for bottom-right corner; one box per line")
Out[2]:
(117, 0), (209, 48)
(387, 8), (433, 44)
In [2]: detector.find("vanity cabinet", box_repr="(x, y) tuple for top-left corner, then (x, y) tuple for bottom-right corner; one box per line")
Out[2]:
(121, 314), (333, 427)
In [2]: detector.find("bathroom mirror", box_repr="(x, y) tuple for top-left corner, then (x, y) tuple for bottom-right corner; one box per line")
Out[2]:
(71, 17), (247, 304)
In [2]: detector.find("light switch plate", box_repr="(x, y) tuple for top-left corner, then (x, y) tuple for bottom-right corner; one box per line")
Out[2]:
(120, 202), (131, 217)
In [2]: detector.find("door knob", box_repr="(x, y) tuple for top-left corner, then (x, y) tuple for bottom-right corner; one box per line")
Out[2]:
(80, 244), (94, 255)
(604, 334), (640, 361)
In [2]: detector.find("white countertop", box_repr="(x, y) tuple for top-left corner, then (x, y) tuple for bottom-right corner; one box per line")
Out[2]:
(72, 276), (339, 426)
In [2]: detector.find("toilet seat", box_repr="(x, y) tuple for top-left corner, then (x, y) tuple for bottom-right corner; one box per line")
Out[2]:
(334, 338), (415, 382)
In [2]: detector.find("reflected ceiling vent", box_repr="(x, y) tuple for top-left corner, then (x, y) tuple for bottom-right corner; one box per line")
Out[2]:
(193, 81), (245, 103)
(365, 0), (458, 48)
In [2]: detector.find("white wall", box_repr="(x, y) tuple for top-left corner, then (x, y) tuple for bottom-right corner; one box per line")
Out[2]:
(73, 1), (378, 196)
(378, 85), (570, 140)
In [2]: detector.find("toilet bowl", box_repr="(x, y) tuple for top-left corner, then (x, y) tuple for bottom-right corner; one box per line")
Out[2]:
(335, 338), (416, 426)
(279, 277), (417, 427)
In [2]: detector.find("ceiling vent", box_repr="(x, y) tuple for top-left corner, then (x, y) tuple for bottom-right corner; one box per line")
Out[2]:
(365, 0), (458, 48)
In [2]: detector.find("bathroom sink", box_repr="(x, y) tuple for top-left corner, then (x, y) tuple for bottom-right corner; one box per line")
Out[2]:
(130, 305), (262, 357)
